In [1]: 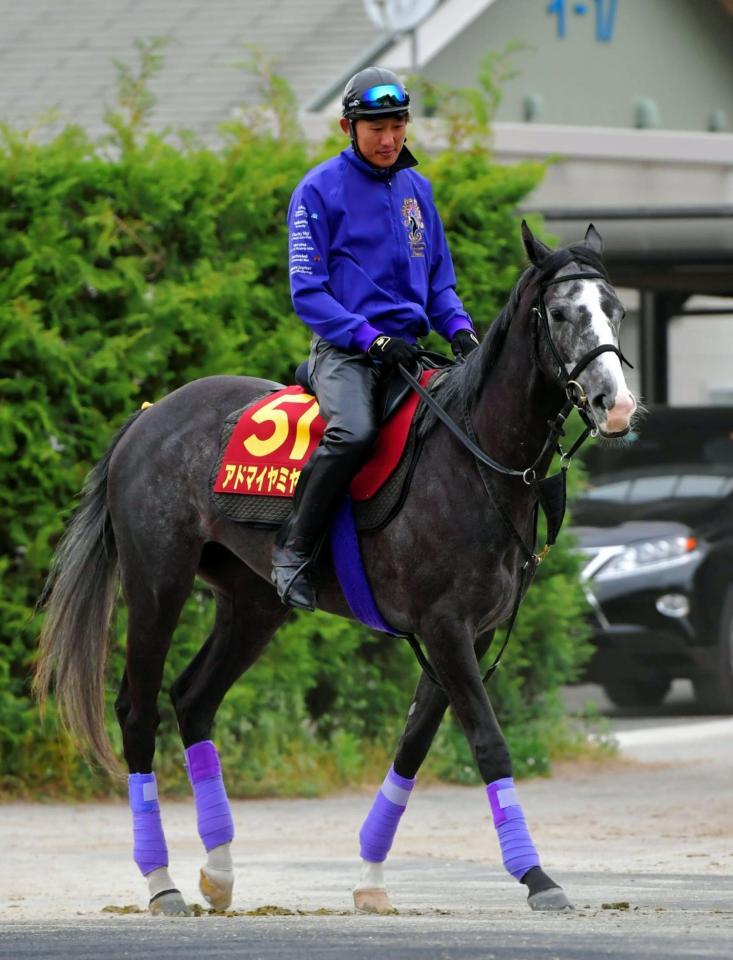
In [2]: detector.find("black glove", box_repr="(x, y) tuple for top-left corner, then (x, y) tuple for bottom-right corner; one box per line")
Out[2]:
(451, 329), (480, 359)
(367, 334), (417, 370)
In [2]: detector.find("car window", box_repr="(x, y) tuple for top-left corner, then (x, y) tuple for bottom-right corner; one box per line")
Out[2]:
(582, 471), (733, 503)
(675, 475), (733, 497)
(582, 409), (733, 488)
(630, 475), (679, 501)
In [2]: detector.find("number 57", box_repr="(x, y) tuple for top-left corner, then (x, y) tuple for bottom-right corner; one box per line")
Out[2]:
(242, 394), (320, 461)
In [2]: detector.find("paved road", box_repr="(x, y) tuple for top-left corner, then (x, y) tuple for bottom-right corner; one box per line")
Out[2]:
(1, 866), (730, 960)
(563, 677), (712, 726)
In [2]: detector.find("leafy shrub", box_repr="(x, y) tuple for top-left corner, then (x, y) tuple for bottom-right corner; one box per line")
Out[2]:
(0, 46), (592, 797)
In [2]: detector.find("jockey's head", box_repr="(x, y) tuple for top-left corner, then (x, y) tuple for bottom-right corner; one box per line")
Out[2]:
(340, 67), (410, 169)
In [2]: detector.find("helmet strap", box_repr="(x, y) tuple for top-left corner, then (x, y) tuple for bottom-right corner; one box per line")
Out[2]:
(347, 118), (367, 164)
(348, 117), (398, 172)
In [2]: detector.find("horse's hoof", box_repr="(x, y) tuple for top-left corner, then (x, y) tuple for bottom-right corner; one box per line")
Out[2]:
(149, 889), (190, 916)
(199, 866), (234, 912)
(527, 887), (574, 911)
(353, 887), (396, 914)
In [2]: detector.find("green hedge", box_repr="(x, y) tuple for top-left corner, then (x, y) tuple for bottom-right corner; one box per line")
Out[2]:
(0, 51), (592, 797)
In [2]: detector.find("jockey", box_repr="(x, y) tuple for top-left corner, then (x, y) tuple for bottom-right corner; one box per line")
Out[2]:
(272, 66), (479, 610)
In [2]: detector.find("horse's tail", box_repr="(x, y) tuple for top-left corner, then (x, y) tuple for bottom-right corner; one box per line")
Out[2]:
(34, 410), (145, 775)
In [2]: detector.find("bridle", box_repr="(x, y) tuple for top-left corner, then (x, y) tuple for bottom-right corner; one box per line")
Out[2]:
(533, 268), (633, 443)
(401, 259), (634, 489)
(397, 256), (634, 686)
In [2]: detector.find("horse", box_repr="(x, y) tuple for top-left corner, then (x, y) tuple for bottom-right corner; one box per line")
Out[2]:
(35, 221), (636, 917)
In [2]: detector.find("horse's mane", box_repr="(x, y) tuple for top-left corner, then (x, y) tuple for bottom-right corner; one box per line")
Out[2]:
(419, 242), (608, 433)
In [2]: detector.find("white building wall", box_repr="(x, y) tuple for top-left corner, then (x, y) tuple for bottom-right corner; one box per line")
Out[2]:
(668, 301), (733, 406)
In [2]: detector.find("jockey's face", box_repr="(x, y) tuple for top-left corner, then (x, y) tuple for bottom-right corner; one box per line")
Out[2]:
(340, 115), (407, 168)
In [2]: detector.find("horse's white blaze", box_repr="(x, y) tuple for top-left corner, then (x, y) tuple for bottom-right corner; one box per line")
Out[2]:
(576, 280), (636, 433)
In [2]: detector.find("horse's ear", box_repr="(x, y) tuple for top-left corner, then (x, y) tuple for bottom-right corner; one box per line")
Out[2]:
(521, 220), (552, 266)
(584, 223), (603, 254)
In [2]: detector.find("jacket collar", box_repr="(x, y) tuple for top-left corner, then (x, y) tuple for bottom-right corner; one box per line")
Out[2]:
(343, 143), (418, 179)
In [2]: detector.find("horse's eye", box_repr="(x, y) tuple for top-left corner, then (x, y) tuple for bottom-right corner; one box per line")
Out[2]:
(550, 308), (565, 322)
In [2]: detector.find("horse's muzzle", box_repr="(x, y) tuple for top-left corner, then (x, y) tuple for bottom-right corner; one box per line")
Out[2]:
(596, 391), (636, 437)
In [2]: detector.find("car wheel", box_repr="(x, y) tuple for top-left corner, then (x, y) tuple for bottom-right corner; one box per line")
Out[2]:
(693, 588), (733, 714)
(602, 677), (671, 708)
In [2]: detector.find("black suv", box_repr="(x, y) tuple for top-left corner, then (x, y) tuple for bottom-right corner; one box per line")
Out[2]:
(571, 407), (733, 712)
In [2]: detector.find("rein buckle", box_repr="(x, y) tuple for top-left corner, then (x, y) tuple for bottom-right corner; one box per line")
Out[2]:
(565, 380), (587, 408)
(534, 544), (551, 565)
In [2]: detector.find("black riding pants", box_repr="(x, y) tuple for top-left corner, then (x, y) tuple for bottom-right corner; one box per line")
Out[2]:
(278, 336), (382, 552)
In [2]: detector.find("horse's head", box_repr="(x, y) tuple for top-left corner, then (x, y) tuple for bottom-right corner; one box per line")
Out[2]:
(521, 221), (637, 438)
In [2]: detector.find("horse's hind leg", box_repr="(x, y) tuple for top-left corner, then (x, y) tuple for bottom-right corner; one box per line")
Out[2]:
(115, 548), (199, 917)
(170, 556), (292, 912)
(353, 631), (494, 913)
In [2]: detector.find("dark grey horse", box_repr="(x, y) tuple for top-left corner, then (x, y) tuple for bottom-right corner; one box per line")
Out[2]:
(36, 222), (636, 916)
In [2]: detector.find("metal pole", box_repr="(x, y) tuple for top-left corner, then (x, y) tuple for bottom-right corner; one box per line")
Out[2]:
(639, 290), (669, 404)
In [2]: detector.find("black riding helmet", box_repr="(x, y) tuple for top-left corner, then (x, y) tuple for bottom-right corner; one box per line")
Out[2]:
(342, 67), (410, 165)
(342, 66), (410, 119)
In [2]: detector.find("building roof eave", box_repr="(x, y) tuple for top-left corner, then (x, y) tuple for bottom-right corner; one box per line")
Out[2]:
(307, 0), (501, 114)
(493, 122), (733, 166)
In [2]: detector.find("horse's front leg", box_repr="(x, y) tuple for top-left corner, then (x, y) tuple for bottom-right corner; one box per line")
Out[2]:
(354, 630), (495, 913)
(426, 619), (573, 912)
(353, 672), (449, 913)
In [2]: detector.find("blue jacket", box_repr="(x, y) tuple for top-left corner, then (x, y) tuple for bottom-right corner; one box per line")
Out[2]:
(288, 146), (473, 352)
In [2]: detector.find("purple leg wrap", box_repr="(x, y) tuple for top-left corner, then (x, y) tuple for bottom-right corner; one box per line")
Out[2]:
(359, 766), (416, 863)
(185, 740), (234, 852)
(128, 773), (168, 876)
(487, 777), (541, 881)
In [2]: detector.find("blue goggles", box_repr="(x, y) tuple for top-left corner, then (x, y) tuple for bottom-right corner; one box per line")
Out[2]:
(354, 83), (409, 110)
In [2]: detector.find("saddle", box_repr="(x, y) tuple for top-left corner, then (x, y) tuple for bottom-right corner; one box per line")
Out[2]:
(211, 353), (451, 531)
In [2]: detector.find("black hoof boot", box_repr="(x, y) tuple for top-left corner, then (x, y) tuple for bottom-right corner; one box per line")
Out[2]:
(271, 546), (316, 611)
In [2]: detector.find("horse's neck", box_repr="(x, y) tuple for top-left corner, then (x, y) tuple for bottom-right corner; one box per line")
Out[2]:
(469, 322), (559, 477)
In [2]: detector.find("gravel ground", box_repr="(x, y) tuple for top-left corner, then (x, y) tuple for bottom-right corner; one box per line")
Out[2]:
(1, 724), (731, 925)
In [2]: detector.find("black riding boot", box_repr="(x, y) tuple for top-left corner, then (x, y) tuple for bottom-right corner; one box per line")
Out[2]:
(271, 445), (365, 610)
(273, 336), (381, 610)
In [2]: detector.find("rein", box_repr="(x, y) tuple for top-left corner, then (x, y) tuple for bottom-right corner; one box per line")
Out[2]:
(398, 265), (633, 688)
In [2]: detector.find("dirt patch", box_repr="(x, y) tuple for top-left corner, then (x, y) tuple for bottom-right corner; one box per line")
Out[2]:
(1, 740), (731, 923)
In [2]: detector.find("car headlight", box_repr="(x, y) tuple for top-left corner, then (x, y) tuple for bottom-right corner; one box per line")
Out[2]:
(594, 535), (698, 581)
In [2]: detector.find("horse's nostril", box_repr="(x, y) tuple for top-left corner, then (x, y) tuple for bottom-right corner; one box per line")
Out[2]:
(592, 394), (608, 411)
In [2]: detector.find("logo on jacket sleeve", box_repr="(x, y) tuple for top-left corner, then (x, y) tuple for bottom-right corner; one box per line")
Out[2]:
(401, 197), (425, 258)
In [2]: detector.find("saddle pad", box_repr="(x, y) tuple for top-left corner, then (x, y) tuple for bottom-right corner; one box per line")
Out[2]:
(211, 370), (439, 532)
